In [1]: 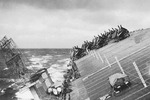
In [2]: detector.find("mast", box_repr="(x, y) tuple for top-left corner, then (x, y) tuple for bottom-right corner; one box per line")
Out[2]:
(0, 36), (27, 79)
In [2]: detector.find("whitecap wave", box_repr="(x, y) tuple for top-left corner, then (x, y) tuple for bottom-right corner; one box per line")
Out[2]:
(55, 55), (62, 57)
(27, 55), (53, 69)
(47, 58), (70, 86)
(16, 89), (34, 100)
(30, 55), (52, 63)
(57, 58), (70, 63)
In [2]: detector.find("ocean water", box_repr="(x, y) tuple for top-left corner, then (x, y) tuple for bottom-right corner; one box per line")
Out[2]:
(23, 48), (71, 80)
(1, 49), (72, 100)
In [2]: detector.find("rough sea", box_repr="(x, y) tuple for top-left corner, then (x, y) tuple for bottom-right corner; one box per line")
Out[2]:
(1, 49), (71, 100)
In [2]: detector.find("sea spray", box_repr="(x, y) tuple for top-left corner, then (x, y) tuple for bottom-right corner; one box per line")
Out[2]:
(15, 49), (71, 100)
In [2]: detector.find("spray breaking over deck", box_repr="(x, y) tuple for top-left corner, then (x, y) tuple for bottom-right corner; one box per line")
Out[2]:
(70, 28), (150, 100)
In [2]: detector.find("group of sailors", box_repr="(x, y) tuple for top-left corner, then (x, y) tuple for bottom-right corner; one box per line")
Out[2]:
(66, 60), (80, 79)
(71, 25), (130, 61)
(62, 60), (81, 100)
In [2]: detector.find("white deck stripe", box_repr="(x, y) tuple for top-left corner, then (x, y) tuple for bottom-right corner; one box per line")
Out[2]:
(104, 55), (111, 67)
(98, 53), (104, 63)
(115, 56), (125, 74)
(94, 50), (99, 60)
(133, 62), (147, 88)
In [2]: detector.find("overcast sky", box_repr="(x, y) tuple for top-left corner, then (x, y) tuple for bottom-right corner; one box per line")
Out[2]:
(0, 0), (150, 48)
